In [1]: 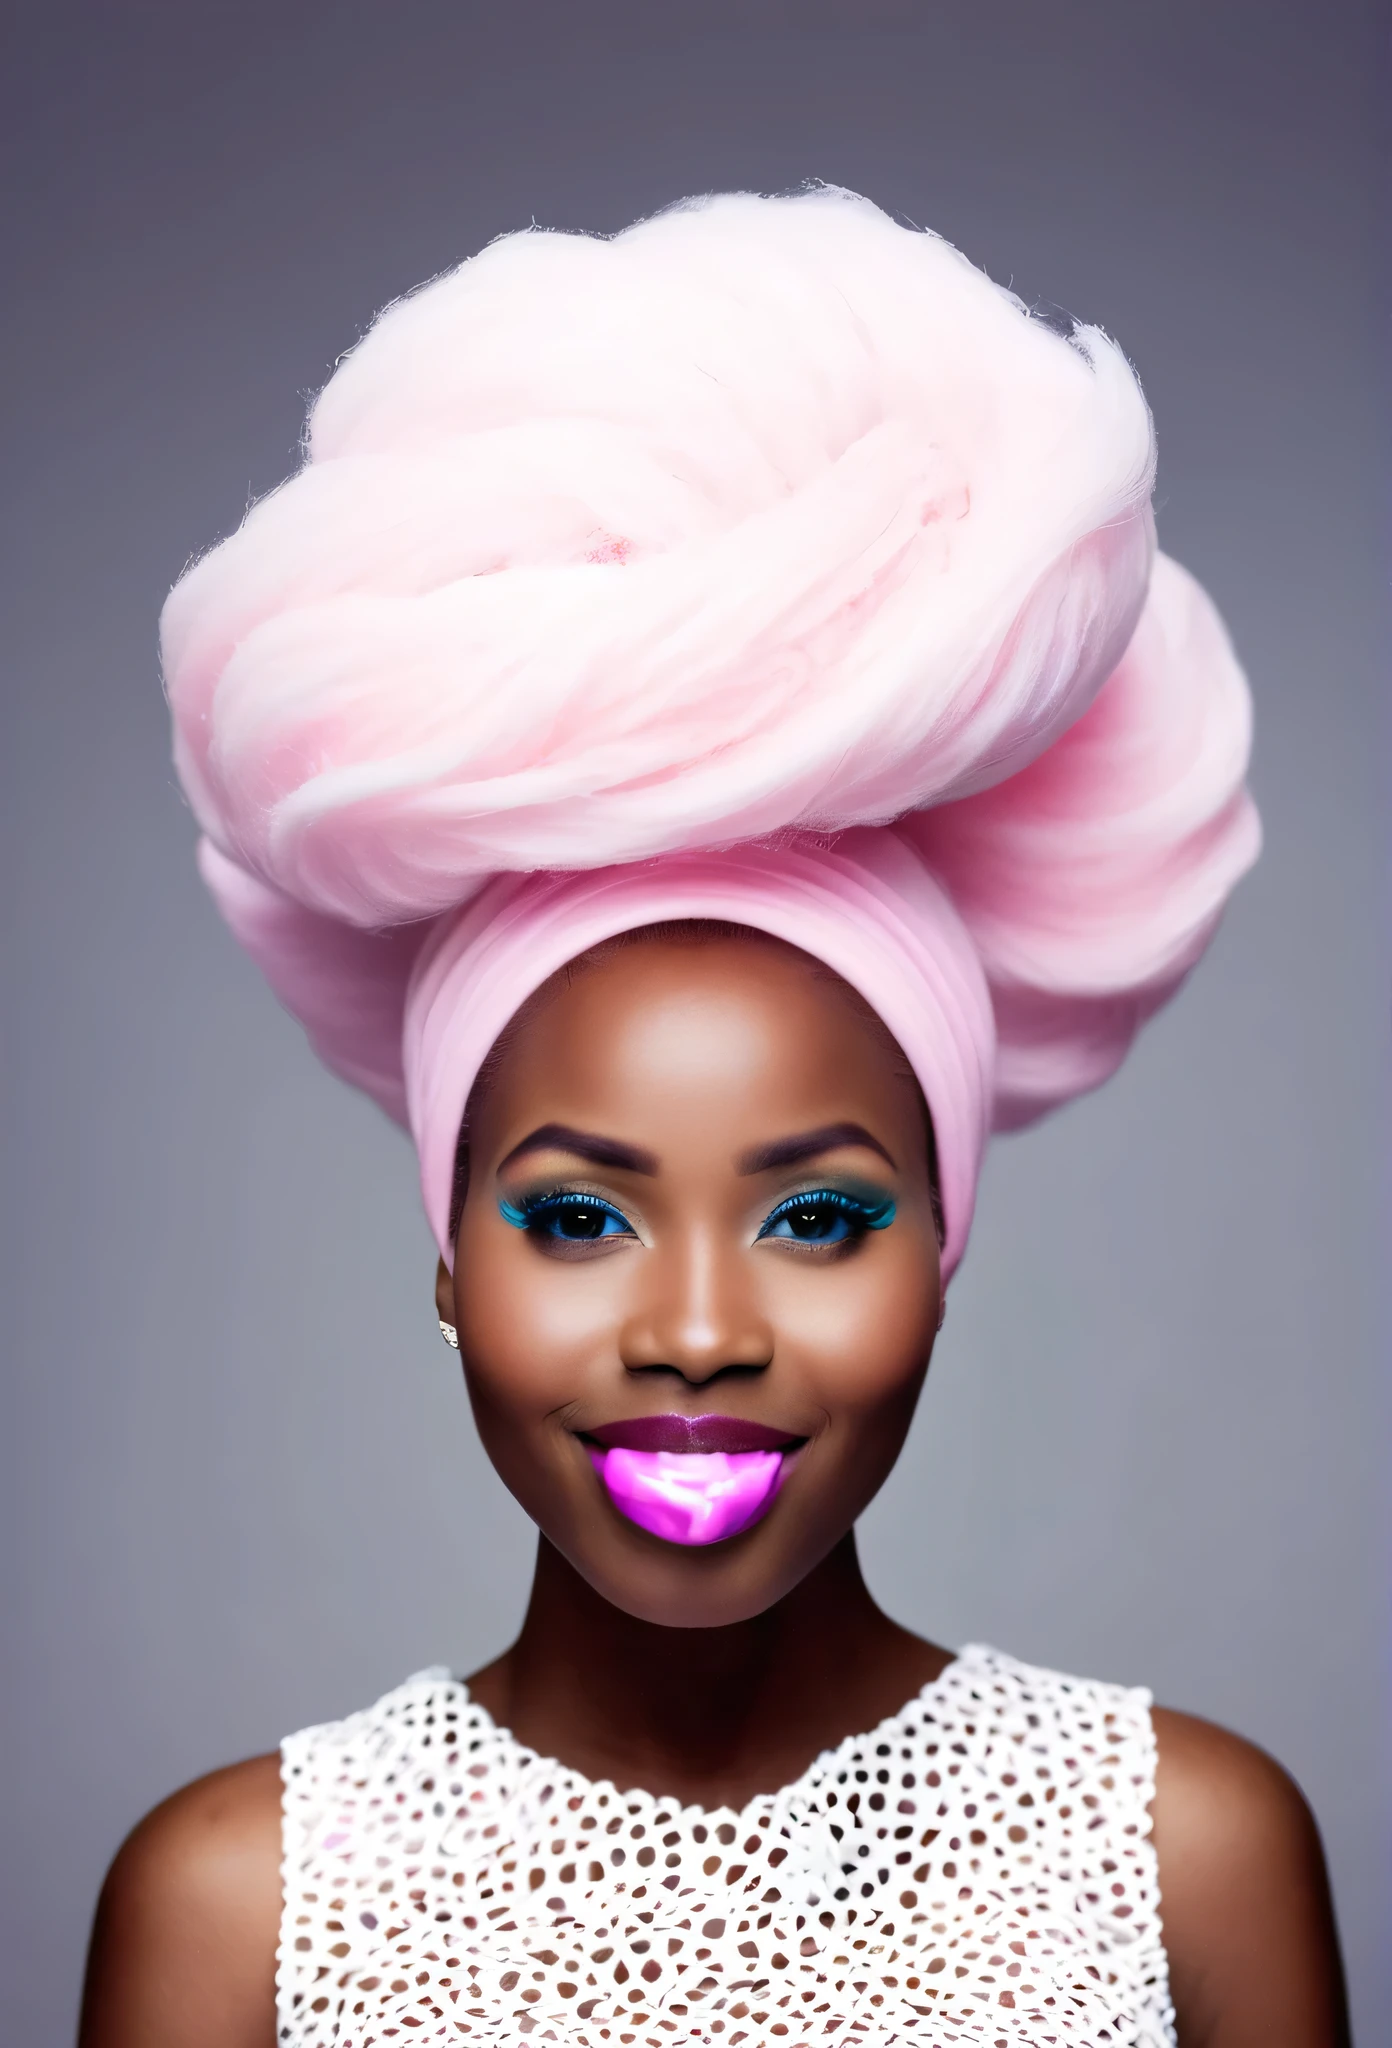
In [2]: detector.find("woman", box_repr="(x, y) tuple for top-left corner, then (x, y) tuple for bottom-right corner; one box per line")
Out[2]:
(80, 189), (1347, 2047)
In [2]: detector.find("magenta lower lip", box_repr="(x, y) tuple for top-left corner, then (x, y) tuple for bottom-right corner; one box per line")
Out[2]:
(590, 1446), (785, 1546)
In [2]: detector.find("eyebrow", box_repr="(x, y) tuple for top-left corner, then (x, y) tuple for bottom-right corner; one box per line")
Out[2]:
(497, 1123), (660, 1176)
(737, 1122), (897, 1175)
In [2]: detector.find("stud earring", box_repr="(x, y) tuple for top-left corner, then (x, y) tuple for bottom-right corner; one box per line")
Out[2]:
(439, 1318), (459, 1349)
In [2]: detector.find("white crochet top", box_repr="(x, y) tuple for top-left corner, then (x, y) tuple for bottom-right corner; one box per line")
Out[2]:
(278, 1644), (1174, 2047)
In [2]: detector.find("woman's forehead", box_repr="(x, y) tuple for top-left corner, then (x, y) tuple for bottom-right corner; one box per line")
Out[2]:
(474, 937), (921, 1152)
(509, 932), (889, 1067)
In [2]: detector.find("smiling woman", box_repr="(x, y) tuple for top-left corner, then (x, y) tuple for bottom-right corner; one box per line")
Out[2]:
(441, 930), (941, 1619)
(79, 191), (1347, 2048)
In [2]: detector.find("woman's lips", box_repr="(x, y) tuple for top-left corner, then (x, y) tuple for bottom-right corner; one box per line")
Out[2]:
(587, 1413), (800, 1455)
(583, 1414), (803, 1545)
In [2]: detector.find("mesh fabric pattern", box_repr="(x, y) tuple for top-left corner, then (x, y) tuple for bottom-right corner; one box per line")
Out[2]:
(278, 1645), (1173, 2047)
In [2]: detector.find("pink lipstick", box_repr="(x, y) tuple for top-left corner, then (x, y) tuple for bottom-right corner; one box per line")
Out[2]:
(585, 1414), (801, 1546)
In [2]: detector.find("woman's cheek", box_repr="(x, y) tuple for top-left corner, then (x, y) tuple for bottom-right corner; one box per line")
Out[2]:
(455, 1263), (598, 1521)
(458, 1240), (629, 1412)
(761, 1250), (936, 1398)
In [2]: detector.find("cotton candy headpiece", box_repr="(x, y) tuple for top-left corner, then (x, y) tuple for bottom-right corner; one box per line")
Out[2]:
(163, 187), (1259, 1277)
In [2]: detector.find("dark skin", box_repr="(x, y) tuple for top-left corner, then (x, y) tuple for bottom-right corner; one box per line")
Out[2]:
(80, 934), (1350, 2048)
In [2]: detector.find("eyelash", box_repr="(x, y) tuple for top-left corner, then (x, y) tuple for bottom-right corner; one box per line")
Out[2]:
(755, 1188), (896, 1247)
(500, 1190), (635, 1243)
(499, 1185), (895, 1248)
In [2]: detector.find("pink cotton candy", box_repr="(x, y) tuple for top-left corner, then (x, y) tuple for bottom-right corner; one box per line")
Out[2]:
(591, 1447), (785, 1547)
(167, 189), (1260, 1283)
(164, 189), (1156, 925)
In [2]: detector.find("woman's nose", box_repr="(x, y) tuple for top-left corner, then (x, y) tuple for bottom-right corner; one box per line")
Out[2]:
(619, 1228), (773, 1383)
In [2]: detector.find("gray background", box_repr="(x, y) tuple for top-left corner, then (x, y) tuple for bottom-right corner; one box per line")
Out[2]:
(3, 2), (1385, 2039)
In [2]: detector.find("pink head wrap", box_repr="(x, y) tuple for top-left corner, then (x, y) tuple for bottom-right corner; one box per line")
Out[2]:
(166, 188), (1259, 1280)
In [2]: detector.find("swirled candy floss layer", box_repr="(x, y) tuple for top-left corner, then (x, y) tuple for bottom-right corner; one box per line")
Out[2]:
(590, 1447), (784, 1546)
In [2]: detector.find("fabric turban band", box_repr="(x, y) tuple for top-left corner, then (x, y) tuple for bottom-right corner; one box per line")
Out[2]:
(164, 186), (1261, 1282)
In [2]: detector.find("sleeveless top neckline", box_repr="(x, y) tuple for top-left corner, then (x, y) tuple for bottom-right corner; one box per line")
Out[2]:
(443, 1649), (972, 1828)
(278, 1642), (1175, 2046)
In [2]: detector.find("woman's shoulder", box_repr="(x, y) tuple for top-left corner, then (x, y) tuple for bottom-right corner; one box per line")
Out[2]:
(1150, 1701), (1331, 1921)
(1152, 1699), (1321, 1842)
(280, 1666), (475, 1816)
(79, 1752), (282, 2047)
(947, 1639), (1157, 1753)
(961, 1644), (1334, 1911)
(1149, 1704), (1349, 2045)
(964, 1647), (1348, 2043)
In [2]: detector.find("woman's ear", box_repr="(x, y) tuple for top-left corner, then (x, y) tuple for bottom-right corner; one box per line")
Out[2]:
(435, 1256), (455, 1326)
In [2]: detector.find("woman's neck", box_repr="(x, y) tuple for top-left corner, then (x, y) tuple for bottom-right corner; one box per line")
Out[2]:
(465, 1534), (952, 1810)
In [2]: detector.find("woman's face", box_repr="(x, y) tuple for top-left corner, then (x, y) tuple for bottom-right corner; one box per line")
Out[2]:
(438, 933), (942, 1628)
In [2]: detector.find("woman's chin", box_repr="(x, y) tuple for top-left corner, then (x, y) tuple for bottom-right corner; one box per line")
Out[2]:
(556, 1513), (833, 1630)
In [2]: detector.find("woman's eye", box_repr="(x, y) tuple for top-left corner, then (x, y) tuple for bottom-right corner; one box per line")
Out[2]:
(756, 1189), (894, 1245)
(543, 1201), (629, 1241)
(502, 1193), (636, 1242)
(768, 1201), (851, 1243)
